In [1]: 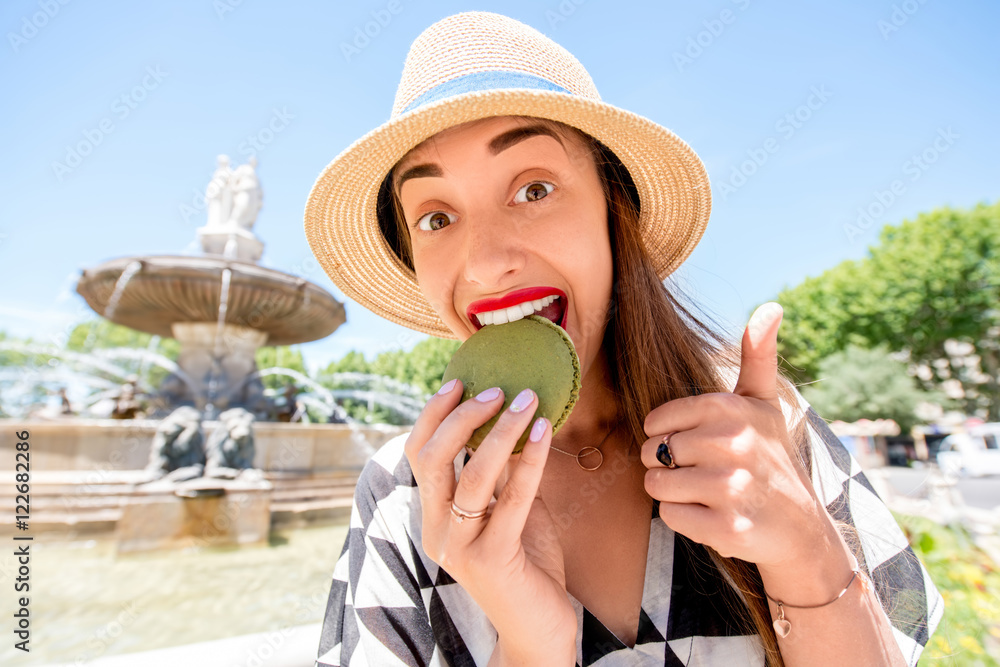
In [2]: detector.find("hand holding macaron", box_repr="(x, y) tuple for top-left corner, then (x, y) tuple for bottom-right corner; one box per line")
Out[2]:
(403, 316), (583, 660)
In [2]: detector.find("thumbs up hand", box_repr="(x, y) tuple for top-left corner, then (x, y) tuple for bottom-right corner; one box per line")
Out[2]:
(733, 301), (783, 411)
(641, 303), (832, 572)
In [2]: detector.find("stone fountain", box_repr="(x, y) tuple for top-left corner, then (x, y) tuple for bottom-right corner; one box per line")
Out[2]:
(0, 156), (409, 551)
(75, 155), (345, 417)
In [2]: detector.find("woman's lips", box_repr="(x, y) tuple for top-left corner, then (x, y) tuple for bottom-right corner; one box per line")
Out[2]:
(467, 287), (567, 330)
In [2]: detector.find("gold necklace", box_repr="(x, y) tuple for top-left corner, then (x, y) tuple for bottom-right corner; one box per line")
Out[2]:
(548, 419), (622, 471)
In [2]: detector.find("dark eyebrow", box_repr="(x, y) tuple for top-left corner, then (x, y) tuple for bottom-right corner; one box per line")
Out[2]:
(488, 123), (565, 156)
(394, 124), (565, 195)
(394, 163), (443, 194)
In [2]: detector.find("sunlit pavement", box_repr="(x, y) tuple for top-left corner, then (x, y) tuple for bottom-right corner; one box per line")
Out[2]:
(882, 466), (1000, 511)
(44, 624), (321, 667)
(2, 523), (349, 666)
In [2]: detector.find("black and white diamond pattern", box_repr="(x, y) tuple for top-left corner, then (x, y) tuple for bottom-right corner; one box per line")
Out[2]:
(317, 395), (943, 666)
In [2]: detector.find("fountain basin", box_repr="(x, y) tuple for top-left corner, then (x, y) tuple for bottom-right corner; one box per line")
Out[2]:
(76, 255), (347, 412)
(76, 255), (345, 345)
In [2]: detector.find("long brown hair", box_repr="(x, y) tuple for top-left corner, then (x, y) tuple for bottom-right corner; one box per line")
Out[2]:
(593, 134), (792, 665)
(380, 118), (819, 666)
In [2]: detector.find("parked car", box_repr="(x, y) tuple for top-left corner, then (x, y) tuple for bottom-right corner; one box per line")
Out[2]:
(936, 423), (1000, 477)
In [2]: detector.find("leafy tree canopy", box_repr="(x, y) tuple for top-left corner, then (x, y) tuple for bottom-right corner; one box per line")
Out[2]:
(777, 200), (999, 419)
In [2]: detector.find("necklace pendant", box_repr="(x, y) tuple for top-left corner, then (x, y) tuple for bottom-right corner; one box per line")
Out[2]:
(773, 604), (791, 638)
(576, 446), (603, 471)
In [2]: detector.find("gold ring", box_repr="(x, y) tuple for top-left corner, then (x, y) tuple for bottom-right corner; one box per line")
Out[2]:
(450, 502), (488, 523)
(656, 432), (679, 469)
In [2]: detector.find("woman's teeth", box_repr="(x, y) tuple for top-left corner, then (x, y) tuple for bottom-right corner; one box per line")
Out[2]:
(475, 295), (560, 326)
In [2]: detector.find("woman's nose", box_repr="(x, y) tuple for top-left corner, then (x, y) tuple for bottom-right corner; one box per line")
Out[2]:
(461, 214), (525, 287)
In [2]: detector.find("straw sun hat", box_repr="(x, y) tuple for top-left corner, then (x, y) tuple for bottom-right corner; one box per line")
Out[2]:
(304, 11), (712, 339)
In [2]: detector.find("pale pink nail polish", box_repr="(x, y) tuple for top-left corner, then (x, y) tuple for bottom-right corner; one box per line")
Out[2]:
(475, 387), (502, 402)
(436, 378), (458, 395)
(529, 418), (547, 442)
(509, 388), (534, 413)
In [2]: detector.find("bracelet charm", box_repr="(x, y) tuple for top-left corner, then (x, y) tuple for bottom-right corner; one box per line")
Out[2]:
(765, 568), (863, 638)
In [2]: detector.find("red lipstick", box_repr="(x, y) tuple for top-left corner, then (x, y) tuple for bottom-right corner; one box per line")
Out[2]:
(467, 287), (567, 330)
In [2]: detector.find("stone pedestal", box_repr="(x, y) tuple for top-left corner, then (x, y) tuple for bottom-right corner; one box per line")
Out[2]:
(170, 322), (269, 413)
(116, 477), (272, 553)
(196, 227), (264, 263)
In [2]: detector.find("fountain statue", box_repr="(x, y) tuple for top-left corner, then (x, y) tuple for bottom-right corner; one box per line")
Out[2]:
(204, 407), (261, 480)
(111, 375), (143, 419)
(144, 406), (206, 482)
(75, 156), (346, 417)
(198, 155), (265, 262)
(206, 155), (234, 230)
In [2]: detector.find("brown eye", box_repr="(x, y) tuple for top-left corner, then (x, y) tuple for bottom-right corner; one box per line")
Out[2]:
(416, 211), (456, 231)
(514, 181), (554, 203)
(526, 184), (547, 201)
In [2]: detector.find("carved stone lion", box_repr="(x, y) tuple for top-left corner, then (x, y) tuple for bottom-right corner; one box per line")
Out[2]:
(145, 406), (205, 482)
(205, 407), (258, 479)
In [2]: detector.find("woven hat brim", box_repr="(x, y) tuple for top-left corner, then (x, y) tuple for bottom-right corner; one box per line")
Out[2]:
(304, 89), (711, 339)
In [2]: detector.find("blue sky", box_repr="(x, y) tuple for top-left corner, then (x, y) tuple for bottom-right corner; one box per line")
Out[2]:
(1, 0), (997, 372)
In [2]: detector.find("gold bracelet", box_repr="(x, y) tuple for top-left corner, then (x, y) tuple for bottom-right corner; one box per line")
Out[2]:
(764, 568), (869, 638)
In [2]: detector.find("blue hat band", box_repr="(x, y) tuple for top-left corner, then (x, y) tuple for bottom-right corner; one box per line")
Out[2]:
(400, 70), (574, 115)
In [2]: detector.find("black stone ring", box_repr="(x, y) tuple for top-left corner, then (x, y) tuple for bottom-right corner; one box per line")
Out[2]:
(656, 432), (680, 469)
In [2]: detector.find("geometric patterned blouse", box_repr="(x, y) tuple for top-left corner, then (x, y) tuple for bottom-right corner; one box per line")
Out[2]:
(316, 390), (944, 666)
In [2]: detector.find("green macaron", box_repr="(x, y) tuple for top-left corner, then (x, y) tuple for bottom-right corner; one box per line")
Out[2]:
(440, 315), (581, 453)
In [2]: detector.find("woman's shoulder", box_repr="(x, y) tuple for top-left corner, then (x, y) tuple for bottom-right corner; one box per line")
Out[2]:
(354, 431), (415, 504)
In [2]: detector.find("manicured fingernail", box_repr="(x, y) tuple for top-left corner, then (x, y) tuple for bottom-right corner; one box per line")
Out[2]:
(529, 418), (548, 442)
(748, 302), (783, 344)
(509, 388), (535, 413)
(436, 379), (458, 395)
(475, 387), (502, 402)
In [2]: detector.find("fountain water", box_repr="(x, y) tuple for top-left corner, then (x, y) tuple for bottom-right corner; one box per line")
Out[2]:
(0, 341), (200, 417)
(101, 260), (143, 321)
(241, 368), (427, 424)
(203, 267), (233, 420)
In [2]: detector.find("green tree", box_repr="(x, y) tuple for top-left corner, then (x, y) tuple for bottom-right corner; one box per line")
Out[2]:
(367, 337), (460, 393)
(777, 200), (1000, 419)
(316, 337), (460, 424)
(0, 330), (32, 368)
(320, 350), (370, 375)
(401, 337), (462, 394)
(801, 345), (940, 432)
(67, 319), (180, 358)
(254, 345), (308, 390)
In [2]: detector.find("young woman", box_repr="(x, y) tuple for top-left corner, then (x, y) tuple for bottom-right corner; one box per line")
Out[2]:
(305, 12), (942, 667)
